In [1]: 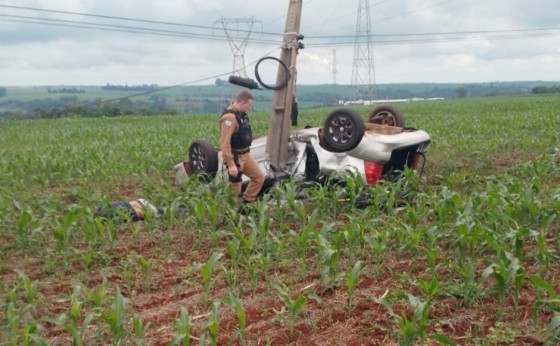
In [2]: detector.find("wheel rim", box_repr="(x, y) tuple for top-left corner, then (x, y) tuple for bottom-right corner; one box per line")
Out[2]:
(327, 114), (355, 144)
(190, 145), (206, 170)
(370, 111), (397, 126)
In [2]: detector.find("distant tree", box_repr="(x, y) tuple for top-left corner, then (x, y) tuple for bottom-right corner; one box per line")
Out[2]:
(34, 108), (47, 118)
(532, 85), (560, 94)
(215, 78), (228, 87)
(455, 87), (468, 98)
(118, 98), (133, 114)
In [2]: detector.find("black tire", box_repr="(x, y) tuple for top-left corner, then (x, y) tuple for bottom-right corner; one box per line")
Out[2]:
(318, 127), (337, 152)
(188, 140), (218, 182)
(368, 105), (406, 127)
(322, 108), (365, 153)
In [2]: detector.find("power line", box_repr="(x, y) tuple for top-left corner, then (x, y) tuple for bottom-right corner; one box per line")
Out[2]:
(51, 45), (282, 105)
(4, 13), (558, 48)
(371, 0), (459, 24)
(302, 0), (391, 31)
(0, 4), (284, 38)
(306, 27), (560, 40)
(2, 4), (559, 48)
(3, 12), (558, 48)
(306, 31), (560, 47)
(0, 14), (280, 45)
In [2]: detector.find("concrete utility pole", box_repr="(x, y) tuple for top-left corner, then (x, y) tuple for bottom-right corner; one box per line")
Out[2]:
(266, 0), (303, 168)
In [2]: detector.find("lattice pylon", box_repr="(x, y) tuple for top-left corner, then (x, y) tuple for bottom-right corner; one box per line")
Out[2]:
(214, 17), (261, 78)
(350, 0), (377, 103)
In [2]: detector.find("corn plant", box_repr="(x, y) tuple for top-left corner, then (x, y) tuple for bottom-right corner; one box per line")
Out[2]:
(444, 262), (485, 308)
(527, 275), (559, 335)
(242, 256), (260, 293)
(205, 300), (221, 346)
(21, 322), (48, 346)
(414, 273), (440, 305)
(273, 180), (307, 220)
(530, 298), (560, 346)
(222, 265), (237, 292)
(451, 212), (483, 268)
(343, 217), (366, 262)
(226, 238), (242, 269)
(258, 252), (272, 278)
(44, 285), (97, 346)
(433, 187), (462, 223)
(543, 313), (560, 346)
(168, 308), (192, 346)
(131, 313), (148, 346)
(345, 261), (363, 315)
(373, 291), (433, 346)
(137, 255), (153, 291)
(481, 251), (525, 319)
(194, 198), (206, 229)
(4, 302), (20, 343)
(368, 230), (388, 279)
(247, 210), (272, 247)
(14, 201), (42, 250)
(104, 220), (119, 248)
(83, 273), (109, 309)
(530, 229), (554, 274)
(69, 287), (97, 346)
(14, 270), (41, 314)
(290, 209), (319, 271)
(400, 222), (424, 258)
(314, 232), (341, 289)
(272, 279), (308, 342)
(306, 181), (335, 215)
(200, 252), (223, 301)
(52, 207), (85, 268)
(103, 288), (128, 345)
(425, 247), (440, 275)
(232, 223), (256, 255)
(223, 290), (247, 345)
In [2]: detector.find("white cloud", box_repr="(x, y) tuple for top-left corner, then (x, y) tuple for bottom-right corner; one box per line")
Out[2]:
(1, 0), (559, 85)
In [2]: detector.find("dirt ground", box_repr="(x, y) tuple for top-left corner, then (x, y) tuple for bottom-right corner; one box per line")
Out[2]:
(3, 223), (557, 346)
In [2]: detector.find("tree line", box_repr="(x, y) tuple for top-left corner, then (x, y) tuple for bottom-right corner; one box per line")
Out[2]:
(0, 95), (232, 119)
(1, 82), (559, 119)
(531, 85), (560, 94)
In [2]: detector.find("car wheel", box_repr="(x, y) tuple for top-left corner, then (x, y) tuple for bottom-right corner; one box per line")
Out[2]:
(368, 105), (405, 127)
(188, 139), (218, 182)
(322, 108), (365, 153)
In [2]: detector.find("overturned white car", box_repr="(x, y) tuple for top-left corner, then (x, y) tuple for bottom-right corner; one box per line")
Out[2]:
(174, 105), (430, 195)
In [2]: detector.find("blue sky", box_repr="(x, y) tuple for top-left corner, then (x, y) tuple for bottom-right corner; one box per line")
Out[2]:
(1, 0), (559, 86)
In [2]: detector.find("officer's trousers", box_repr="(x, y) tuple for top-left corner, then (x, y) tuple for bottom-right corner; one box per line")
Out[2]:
(228, 152), (265, 203)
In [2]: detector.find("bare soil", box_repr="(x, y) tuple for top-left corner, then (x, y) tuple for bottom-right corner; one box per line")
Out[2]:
(2, 222), (557, 346)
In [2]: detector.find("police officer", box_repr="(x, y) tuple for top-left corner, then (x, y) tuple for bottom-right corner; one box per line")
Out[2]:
(219, 90), (265, 206)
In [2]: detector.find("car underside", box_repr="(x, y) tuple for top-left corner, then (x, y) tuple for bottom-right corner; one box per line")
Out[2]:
(175, 105), (431, 200)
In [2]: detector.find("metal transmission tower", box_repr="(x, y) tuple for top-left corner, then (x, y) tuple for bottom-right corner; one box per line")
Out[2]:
(350, 0), (377, 103)
(214, 17), (261, 77)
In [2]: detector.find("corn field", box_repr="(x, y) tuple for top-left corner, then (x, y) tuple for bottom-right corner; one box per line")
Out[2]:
(1, 95), (559, 345)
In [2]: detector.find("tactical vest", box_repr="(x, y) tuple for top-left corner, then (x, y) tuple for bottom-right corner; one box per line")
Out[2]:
(221, 109), (253, 149)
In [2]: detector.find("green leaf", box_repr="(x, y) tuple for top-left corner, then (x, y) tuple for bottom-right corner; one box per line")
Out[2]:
(430, 333), (458, 345)
(545, 313), (560, 336)
(528, 275), (558, 299)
